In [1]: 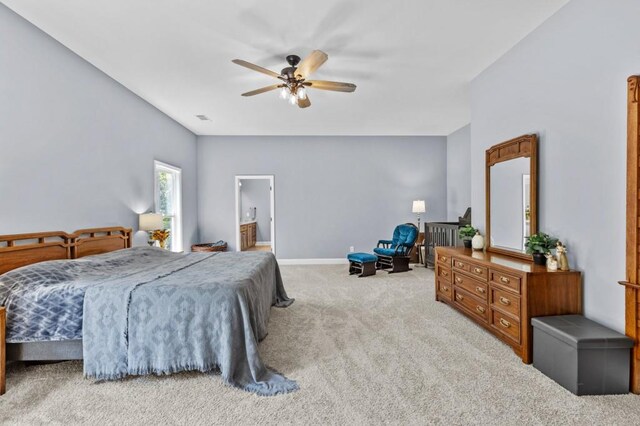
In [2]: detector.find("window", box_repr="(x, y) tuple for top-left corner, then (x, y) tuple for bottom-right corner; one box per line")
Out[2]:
(154, 161), (182, 252)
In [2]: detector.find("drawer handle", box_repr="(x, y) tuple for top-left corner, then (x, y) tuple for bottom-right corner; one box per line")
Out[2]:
(455, 277), (463, 283)
(476, 306), (486, 314)
(443, 287), (449, 292)
(499, 296), (511, 306)
(441, 270), (449, 277)
(476, 286), (486, 294)
(441, 256), (448, 262)
(500, 276), (510, 284)
(499, 318), (511, 328)
(457, 262), (465, 268)
(473, 267), (483, 274)
(456, 293), (464, 301)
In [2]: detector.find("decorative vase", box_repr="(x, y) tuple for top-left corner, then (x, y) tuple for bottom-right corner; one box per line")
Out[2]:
(532, 252), (546, 265)
(463, 239), (472, 249)
(471, 231), (484, 251)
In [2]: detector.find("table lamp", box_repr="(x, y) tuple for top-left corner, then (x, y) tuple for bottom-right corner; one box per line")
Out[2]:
(412, 200), (426, 232)
(139, 213), (163, 246)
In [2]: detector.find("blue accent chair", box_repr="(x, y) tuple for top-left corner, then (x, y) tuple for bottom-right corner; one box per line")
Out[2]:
(374, 223), (419, 273)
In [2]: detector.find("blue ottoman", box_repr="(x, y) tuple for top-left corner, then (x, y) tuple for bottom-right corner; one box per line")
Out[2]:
(348, 252), (378, 277)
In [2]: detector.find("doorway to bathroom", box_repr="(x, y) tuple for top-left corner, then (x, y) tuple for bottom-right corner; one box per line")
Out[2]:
(234, 175), (275, 255)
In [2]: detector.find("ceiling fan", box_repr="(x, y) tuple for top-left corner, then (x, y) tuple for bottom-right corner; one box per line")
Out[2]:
(232, 50), (356, 108)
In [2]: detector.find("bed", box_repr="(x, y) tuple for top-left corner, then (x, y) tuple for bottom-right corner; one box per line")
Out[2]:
(0, 227), (296, 396)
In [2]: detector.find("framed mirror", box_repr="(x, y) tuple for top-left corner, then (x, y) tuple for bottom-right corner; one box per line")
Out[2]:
(486, 134), (538, 260)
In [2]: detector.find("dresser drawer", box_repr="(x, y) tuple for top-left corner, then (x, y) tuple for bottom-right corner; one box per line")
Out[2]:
(453, 272), (488, 302)
(452, 257), (468, 272)
(490, 287), (521, 319)
(436, 252), (452, 267)
(437, 278), (452, 302)
(437, 266), (452, 282)
(452, 257), (488, 281)
(489, 269), (522, 294)
(453, 287), (489, 323)
(468, 263), (488, 280)
(491, 310), (520, 343)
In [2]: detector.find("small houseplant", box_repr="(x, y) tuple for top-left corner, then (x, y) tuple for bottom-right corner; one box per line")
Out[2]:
(151, 229), (171, 249)
(458, 225), (477, 249)
(525, 232), (558, 265)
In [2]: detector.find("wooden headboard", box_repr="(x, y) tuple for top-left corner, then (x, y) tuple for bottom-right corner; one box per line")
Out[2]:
(0, 231), (74, 275)
(0, 227), (132, 275)
(72, 227), (132, 259)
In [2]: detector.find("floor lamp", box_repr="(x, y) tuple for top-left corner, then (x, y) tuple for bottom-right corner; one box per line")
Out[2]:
(412, 200), (426, 232)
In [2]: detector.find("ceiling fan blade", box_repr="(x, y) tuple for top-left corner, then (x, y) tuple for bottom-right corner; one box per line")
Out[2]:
(241, 84), (283, 97)
(232, 59), (281, 78)
(295, 50), (328, 79)
(305, 80), (357, 93)
(297, 96), (311, 108)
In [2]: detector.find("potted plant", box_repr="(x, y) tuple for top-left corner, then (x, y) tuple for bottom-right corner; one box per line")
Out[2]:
(525, 232), (559, 265)
(151, 229), (171, 249)
(458, 225), (477, 249)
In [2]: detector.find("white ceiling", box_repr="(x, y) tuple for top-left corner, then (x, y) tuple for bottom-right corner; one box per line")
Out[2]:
(3, 0), (568, 136)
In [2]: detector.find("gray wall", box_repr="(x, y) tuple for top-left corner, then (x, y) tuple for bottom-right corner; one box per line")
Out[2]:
(0, 4), (198, 249)
(240, 178), (271, 242)
(446, 124), (471, 221)
(198, 136), (447, 258)
(470, 0), (640, 332)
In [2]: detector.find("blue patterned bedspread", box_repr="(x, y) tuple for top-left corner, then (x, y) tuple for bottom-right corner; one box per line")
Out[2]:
(0, 247), (297, 395)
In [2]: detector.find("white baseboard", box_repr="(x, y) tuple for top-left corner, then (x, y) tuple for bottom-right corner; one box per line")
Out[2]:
(278, 258), (348, 265)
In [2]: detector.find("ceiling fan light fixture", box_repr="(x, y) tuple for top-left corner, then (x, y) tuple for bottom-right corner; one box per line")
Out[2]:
(232, 50), (356, 109)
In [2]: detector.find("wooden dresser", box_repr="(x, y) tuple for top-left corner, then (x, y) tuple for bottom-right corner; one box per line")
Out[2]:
(435, 247), (582, 363)
(239, 221), (257, 250)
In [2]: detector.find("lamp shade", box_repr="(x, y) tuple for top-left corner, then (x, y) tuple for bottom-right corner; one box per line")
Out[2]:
(412, 200), (426, 214)
(139, 213), (163, 231)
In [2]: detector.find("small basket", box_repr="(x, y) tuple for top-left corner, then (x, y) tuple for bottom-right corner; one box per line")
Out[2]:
(191, 241), (227, 252)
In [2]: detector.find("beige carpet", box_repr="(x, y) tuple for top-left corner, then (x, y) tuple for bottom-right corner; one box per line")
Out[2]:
(1, 265), (639, 425)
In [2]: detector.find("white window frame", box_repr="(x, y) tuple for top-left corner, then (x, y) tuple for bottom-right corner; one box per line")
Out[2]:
(154, 160), (183, 252)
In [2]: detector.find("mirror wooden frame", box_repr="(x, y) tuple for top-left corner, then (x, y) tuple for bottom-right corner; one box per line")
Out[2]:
(485, 134), (538, 260)
(620, 75), (640, 393)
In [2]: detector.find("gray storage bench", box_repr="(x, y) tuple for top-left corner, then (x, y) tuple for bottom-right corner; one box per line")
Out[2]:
(532, 315), (633, 395)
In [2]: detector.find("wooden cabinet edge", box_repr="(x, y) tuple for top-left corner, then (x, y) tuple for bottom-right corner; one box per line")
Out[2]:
(1, 306), (6, 395)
